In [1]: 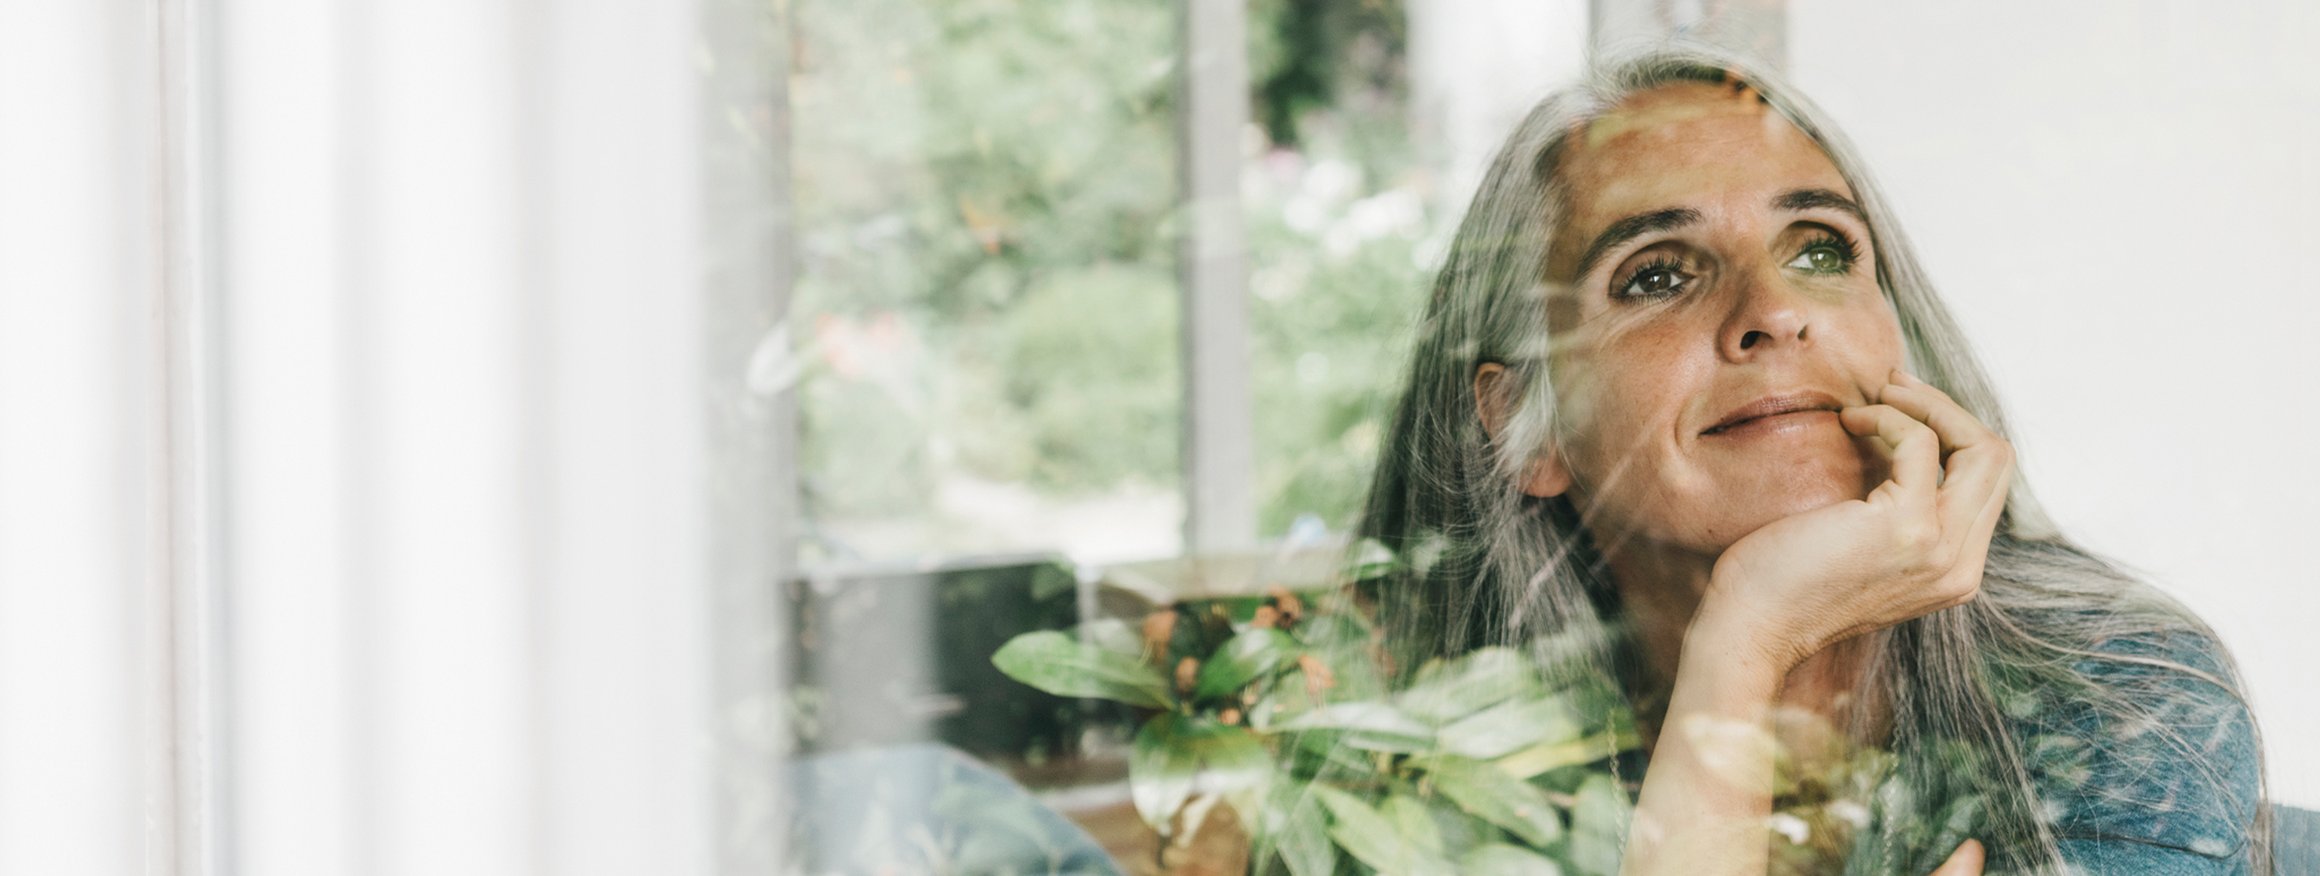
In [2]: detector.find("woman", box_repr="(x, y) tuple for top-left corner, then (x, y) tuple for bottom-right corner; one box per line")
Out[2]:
(1358, 47), (2264, 874)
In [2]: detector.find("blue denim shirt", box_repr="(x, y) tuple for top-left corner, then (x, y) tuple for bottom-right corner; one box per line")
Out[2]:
(2024, 632), (2262, 875)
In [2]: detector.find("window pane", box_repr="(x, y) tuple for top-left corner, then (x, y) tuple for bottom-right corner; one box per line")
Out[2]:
(1246, 3), (1426, 540)
(790, 0), (1183, 565)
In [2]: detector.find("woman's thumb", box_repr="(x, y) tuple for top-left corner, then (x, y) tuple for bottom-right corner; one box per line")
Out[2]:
(1929, 838), (1985, 876)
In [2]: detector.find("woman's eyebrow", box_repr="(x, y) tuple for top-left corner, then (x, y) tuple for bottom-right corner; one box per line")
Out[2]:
(1773, 187), (1867, 224)
(1574, 206), (1701, 279)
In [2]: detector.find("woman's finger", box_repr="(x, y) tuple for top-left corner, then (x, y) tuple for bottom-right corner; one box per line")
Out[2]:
(1876, 374), (1997, 458)
(1928, 838), (1985, 876)
(1881, 374), (2013, 534)
(1840, 404), (1940, 509)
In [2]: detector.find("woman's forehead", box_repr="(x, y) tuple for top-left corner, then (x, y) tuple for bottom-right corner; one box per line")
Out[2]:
(1549, 82), (1853, 273)
(1569, 83), (1846, 203)
(1578, 80), (1773, 146)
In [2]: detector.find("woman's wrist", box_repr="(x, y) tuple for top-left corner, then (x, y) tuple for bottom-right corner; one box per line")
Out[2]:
(1684, 588), (1811, 685)
(1619, 607), (1789, 876)
(1672, 628), (1787, 719)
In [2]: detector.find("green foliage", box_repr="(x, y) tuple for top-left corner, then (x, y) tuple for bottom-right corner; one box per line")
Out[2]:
(791, 0), (1182, 533)
(989, 588), (2109, 874)
(990, 583), (1647, 873)
(1312, 785), (1453, 874)
(1249, 0), (1409, 148)
(1194, 629), (1302, 700)
(1281, 702), (1436, 753)
(1131, 712), (1272, 831)
(1462, 842), (1566, 875)
(1418, 755), (1565, 846)
(1566, 773), (1634, 876)
(1261, 782), (1336, 876)
(990, 630), (1172, 709)
(793, 0), (1178, 313)
(1380, 793), (1445, 856)
(1438, 698), (1588, 760)
(983, 562), (2110, 875)
(989, 265), (1182, 491)
(793, 0), (1432, 550)
(1394, 647), (1547, 724)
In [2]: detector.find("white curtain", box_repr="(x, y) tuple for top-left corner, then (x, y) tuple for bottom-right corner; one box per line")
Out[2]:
(0, 1), (788, 872)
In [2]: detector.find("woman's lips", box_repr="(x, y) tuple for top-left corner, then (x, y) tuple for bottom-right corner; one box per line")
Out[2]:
(1700, 407), (1840, 439)
(1702, 391), (1845, 436)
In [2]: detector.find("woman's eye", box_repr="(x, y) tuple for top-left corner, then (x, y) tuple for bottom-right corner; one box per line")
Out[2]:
(1617, 263), (1691, 299)
(1786, 239), (1854, 274)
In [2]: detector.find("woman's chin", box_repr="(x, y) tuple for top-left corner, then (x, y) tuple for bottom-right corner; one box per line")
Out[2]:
(1578, 456), (1877, 556)
(1699, 478), (1867, 547)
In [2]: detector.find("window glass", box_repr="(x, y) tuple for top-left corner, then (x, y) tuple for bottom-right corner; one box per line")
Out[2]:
(790, 0), (1183, 565)
(1245, 1), (1426, 540)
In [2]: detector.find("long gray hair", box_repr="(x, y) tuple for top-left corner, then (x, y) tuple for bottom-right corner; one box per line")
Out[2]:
(1357, 46), (2266, 874)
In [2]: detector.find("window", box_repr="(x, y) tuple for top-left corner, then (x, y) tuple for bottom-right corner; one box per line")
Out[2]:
(21, 1), (2315, 872)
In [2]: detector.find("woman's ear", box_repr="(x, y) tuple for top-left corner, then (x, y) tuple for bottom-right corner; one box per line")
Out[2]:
(1472, 363), (1574, 499)
(1521, 448), (1575, 499)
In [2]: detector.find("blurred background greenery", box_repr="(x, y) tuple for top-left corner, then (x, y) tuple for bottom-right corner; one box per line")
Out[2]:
(789, 0), (1433, 564)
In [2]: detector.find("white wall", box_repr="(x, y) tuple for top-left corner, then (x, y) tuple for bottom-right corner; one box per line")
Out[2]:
(1792, 0), (2320, 806)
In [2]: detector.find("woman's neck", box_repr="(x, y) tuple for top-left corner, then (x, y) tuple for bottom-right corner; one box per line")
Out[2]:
(1603, 543), (1880, 748)
(1600, 542), (1716, 702)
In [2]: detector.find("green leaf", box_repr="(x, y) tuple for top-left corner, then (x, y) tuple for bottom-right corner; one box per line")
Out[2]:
(1280, 702), (1435, 752)
(1129, 713), (1273, 833)
(1194, 628), (1301, 699)
(1074, 617), (1146, 656)
(1382, 793), (1444, 856)
(1567, 773), (1633, 876)
(1460, 843), (1566, 876)
(1438, 697), (1585, 760)
(1195, 727), (1274, 796)
(1303, 638), (1391, 702)
(1417, 755), (1563, 847)
(1414, 791), (1493, 858)
(992, 630), (1171, 708)
(1131, 714), (1198, 834)
(1261, 783), (1336, 876)
(1296, 612), (1371, 649)
(1495, 726), (1642, 780)
(1310, 785), (1453, 875)
(1290, 730), (1388, 782)
(1395, 647), (1544, 724)
(1342, 537), (1397, 581)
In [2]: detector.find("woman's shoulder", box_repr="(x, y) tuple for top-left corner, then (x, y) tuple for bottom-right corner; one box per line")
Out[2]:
(2011, 628), (2262, 871)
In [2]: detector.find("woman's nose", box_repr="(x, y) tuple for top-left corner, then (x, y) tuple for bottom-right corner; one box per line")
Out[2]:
(1716, 262), (1811, 361)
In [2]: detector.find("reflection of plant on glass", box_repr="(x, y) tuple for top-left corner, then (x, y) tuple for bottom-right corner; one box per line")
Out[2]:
(994, 540), (1651, 874)
(993, 541), (2097, 875)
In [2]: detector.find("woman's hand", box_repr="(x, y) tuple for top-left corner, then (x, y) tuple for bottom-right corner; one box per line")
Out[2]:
(1618, 371), (2010, 876)
(1691, 369), (2014, 674)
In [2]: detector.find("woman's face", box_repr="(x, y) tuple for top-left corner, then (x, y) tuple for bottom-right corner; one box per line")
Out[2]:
(1529, 81), (1905, 558)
